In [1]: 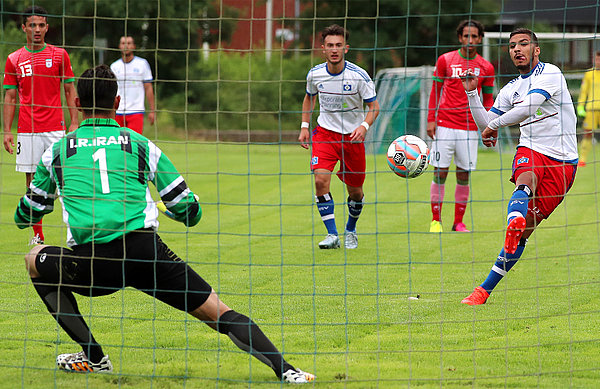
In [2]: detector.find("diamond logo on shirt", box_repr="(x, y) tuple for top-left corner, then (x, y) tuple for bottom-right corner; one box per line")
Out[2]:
(45, 59), (52, 68)
(343, 84), (352, 91)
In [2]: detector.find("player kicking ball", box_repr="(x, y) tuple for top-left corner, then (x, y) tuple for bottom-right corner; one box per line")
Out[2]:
(14, 65), (314, 383)
(460, 28), (578, 305)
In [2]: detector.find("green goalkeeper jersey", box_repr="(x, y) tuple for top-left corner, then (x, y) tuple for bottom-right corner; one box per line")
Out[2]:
(15, 118), (201, 246)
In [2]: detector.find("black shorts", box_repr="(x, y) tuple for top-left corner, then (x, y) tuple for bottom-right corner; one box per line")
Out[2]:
(35, 229), (212, 312)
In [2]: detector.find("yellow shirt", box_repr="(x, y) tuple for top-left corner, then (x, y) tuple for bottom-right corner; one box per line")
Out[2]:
(578, 68), (600, 111)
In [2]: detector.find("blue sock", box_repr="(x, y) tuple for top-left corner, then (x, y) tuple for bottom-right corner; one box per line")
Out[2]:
(345, 196), (363, 232)
(316, 193), (337, 235)
(480, 240), (526, 293)
(507, 185), (531, 224)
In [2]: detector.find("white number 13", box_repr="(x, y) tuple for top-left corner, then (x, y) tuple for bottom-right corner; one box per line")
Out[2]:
(19, 64), (33, 77)
(92, 148), (110, 194)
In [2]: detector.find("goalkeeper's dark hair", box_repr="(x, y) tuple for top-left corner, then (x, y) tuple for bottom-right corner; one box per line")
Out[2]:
(22, 5), (48, 25)
(510, 28), (539, 46)
(456, 19), (485, 38)
(321, 24), (349, 42)
(77, 65), (118, 115)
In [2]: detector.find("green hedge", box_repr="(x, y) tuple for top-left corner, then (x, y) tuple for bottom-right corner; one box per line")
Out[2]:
(158, 53), (322, 132)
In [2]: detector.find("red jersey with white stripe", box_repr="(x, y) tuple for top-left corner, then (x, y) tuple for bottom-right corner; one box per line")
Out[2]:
(428, 50), (495, 131)
(3, 43), (75, 133)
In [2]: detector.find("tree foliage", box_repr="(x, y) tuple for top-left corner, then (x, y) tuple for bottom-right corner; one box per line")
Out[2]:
(0, 0), (236, 100)
(299, 0), (500, 74)
(1, 0), (503, 132)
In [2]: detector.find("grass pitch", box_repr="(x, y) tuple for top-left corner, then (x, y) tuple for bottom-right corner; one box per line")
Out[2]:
(0, 141), (599, 388)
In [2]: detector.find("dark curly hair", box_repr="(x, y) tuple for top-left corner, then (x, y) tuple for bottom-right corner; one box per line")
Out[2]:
(456, 20), (485, 38)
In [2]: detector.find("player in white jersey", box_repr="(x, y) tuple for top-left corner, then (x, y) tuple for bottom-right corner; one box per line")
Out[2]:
(298, 24), (379, 250)
(460, 28), (578, 305)
(110, 36), (155, 134)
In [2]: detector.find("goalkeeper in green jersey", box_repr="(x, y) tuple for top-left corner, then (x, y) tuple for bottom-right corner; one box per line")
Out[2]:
(14, 65), (314, 383)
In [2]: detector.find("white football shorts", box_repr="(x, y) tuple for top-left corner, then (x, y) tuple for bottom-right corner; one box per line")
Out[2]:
(429, 126), (479, 171)
(16, 131), (65, 173)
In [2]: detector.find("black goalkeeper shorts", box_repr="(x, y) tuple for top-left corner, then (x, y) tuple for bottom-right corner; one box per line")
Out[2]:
(34, 228), (212, 312)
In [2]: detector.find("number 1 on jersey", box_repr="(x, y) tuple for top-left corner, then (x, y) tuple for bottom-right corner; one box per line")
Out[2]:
(92, 148), (111, 194)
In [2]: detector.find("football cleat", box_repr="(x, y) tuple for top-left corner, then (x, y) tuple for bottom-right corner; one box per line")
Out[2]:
(318, 234), (340, 249)
(429, 220), (443, 233)
(29, 233), (44, 246)
(56, 351), (112, 373)
(577, 160), (586, 167)
(505, 216), (526, 254)
(452, 222), (470, 232)
(344, 230), (358, 249)
(461, 286), (490, 305)
(282, 368), (315, 384)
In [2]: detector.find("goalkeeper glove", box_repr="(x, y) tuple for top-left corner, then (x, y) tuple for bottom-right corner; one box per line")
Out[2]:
(156, 194), (200, 222)
(577, 105), (586, 117)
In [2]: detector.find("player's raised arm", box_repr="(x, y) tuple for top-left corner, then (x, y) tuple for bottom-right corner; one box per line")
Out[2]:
(460, 69), (502, 141)
(462, 70), (492, 130)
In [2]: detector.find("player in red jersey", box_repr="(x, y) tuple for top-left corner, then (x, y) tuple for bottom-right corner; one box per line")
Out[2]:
(3, 6), (78, 245)
(427, 20), (495, 233)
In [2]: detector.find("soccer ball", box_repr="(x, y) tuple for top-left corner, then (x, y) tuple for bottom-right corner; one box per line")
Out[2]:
(386, 135), (430, 178)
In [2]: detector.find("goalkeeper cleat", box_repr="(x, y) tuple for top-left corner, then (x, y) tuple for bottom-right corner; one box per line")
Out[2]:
(429, 220), (443, 233)
(282, 368), (315, 384)
(56, 351), (112, 373)
(461, 286), (490, 305)
(318, 234), (340, 249)
(505, 216), (526, 254)
(452, 222), (470, 232)
(344, 230), (358, 249)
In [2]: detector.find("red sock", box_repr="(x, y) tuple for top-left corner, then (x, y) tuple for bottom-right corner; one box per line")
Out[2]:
(454, 184), (469, 225)
(33, 219), (44, 241)
(430, 182), (445, 222)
